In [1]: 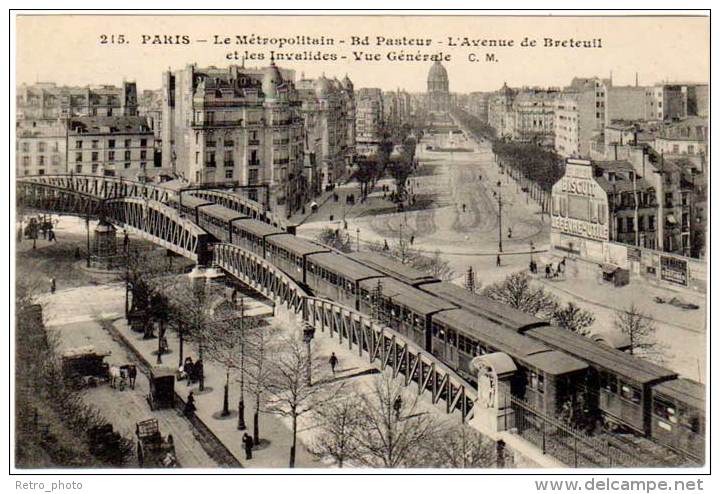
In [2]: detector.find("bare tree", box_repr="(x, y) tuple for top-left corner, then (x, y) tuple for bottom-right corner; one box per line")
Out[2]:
(162, 276), (226, 391)
(614, 304), (666, 363)
(350, 373), (438, 468)
(483, 271), (559, 319)
(263, 333), (338, 467)
(243, 321), (280, 445)
(420, 422), (498, 468)
(316, 227), (353, 253)
(308, 388), (362, 468)
(411, 249), (455, 281)
(552, 302), (595, 336)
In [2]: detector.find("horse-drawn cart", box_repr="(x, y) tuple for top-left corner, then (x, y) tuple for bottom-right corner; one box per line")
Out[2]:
(135, 418), (178, 468)
(147, 366), (175, 410)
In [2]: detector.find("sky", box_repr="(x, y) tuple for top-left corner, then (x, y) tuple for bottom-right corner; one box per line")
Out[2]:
(15, 14), (709, 93)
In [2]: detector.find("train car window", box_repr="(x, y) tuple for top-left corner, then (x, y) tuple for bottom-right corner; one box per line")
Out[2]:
(653, 397), (677, 423)
(620, 383), (642, 403)
(528, 370), (545, 393)
(600, 371), (618, 394)
(448, 330), (457, 347)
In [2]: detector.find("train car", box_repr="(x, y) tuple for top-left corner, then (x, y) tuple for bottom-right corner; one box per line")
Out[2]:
(348, 252), (438, 286)
(166, 194), (214, 225)
(357, 277), (455, 349)
(231, 218), (284, 258)
(430, 309), (588, 415)
(418, 280), (547, 331)
(197, 203), (247, 242)
(265, 234), (329, 285)
(525, 325), (677, 434)
(651, 378), (705, 462)
(305, 252), (383, 309)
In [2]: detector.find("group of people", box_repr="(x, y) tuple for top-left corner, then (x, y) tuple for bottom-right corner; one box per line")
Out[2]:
(529, 257), (566, 279)
(179, 356), (204, 386)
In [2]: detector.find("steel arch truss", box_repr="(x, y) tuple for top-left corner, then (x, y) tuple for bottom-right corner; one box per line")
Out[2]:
(19, 174), (173, 203)
(305, 298), (477, 422)
(17, 181), (103, 217)
(212, 243), (307, 311)
(104, 198), (210, 262)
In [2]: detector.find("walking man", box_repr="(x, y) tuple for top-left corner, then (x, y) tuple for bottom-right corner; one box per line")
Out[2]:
(243, 433), (254, 460)
(50, 278), (56, 294)
(496, 254), (501, 267)
(329, 352), (338, 376)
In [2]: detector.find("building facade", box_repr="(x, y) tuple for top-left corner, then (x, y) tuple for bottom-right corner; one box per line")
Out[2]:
(297, 74), (356, 194)
(16, 119), (67, 177)
(161, 62), (306, 216)
(355, 88), (384, 156)
(66, 116), (161, 180)
(17, 81), (138, 120)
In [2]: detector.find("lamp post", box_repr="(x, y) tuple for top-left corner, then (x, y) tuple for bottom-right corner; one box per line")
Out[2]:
(303, 323), (316, 386)
(497, 180), (504, 253)
(237, 296), (247, 431)
(356, 228), (360, 252)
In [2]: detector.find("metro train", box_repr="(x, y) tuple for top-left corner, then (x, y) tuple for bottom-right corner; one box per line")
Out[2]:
(168, 193), (705, 462)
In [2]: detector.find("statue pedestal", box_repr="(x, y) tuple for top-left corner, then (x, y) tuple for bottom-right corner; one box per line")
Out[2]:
(469, 353), (518, 438)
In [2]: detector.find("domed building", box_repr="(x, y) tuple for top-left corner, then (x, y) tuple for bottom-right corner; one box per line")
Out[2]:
(427, 61), (451, 113)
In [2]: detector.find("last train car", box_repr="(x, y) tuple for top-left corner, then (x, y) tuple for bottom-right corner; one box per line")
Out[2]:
(650, 378), (705, 463)
(525, 325), (678, 434)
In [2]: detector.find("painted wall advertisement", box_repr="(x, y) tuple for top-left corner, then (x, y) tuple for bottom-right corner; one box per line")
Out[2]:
(659, 255), (689, 286)
(551, 159), (610, 256)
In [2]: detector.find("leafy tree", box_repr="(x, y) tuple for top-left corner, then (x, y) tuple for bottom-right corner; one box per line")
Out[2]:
(483, 271), (559, 319)
(552, 302), (595, 336)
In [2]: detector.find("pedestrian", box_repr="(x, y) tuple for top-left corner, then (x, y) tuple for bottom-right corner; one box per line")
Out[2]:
(184, 392), (196, 417)
(183, 357), (194, 385)
(50, 278), (56, 294)
(195, 358), (204, 386)
(462, 203), (466, 213)
(545, 264), (551, 279)
(496, 254), (501, 267)
(410, 235), (415, 245)
(508, 227), (512, 239)
(329, 352), (338, 375)
(393, 395), (402, 420)
(383, 239), (389, 251)
(243, 433), (254, 460)
(48, 229), (56, 242)
(127, 365), (137, 389)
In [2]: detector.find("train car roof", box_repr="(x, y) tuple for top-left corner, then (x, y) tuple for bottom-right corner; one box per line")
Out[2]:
(233, 218), (284, 237)
(200, 203), (247, 222)
(307, 252), (383, 281)
(420, 281), (545, 330)
(654, 378), (705, 411)
(527, 326), (677, 385)
(179, 193), (214, 208)
(267, 234), (328, 256)
(359, 277), (455, 315)
(348, 252), (438, 285)
(433, 309), (550, 360)
(523, 350), (589, 376)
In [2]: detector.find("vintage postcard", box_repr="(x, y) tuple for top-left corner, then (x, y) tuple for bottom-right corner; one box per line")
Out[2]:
(11, 10), (710, 482)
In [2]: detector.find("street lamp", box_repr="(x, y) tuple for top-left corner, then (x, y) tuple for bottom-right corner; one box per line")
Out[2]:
(237, 296), (247, 431)
(303, 323), (316, 386)
(356, 228), (361, 252)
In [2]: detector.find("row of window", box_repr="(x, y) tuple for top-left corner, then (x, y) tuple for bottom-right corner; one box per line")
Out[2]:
(21, 156), (62, 166)
(600, 371), (642, 404)
(653, 396), (701, 433)
(75, 138), (147, 149)
(616, 215), (656, 233)
(74, 150), (147, 162)
(19, 141), (61, 153)
(73, 162), (155, 173)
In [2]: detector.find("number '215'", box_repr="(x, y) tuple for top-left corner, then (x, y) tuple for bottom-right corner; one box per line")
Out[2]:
(100, 34), (127, 44)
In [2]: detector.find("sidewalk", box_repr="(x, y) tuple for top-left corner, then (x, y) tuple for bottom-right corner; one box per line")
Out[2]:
(108, 309), (325, 469)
